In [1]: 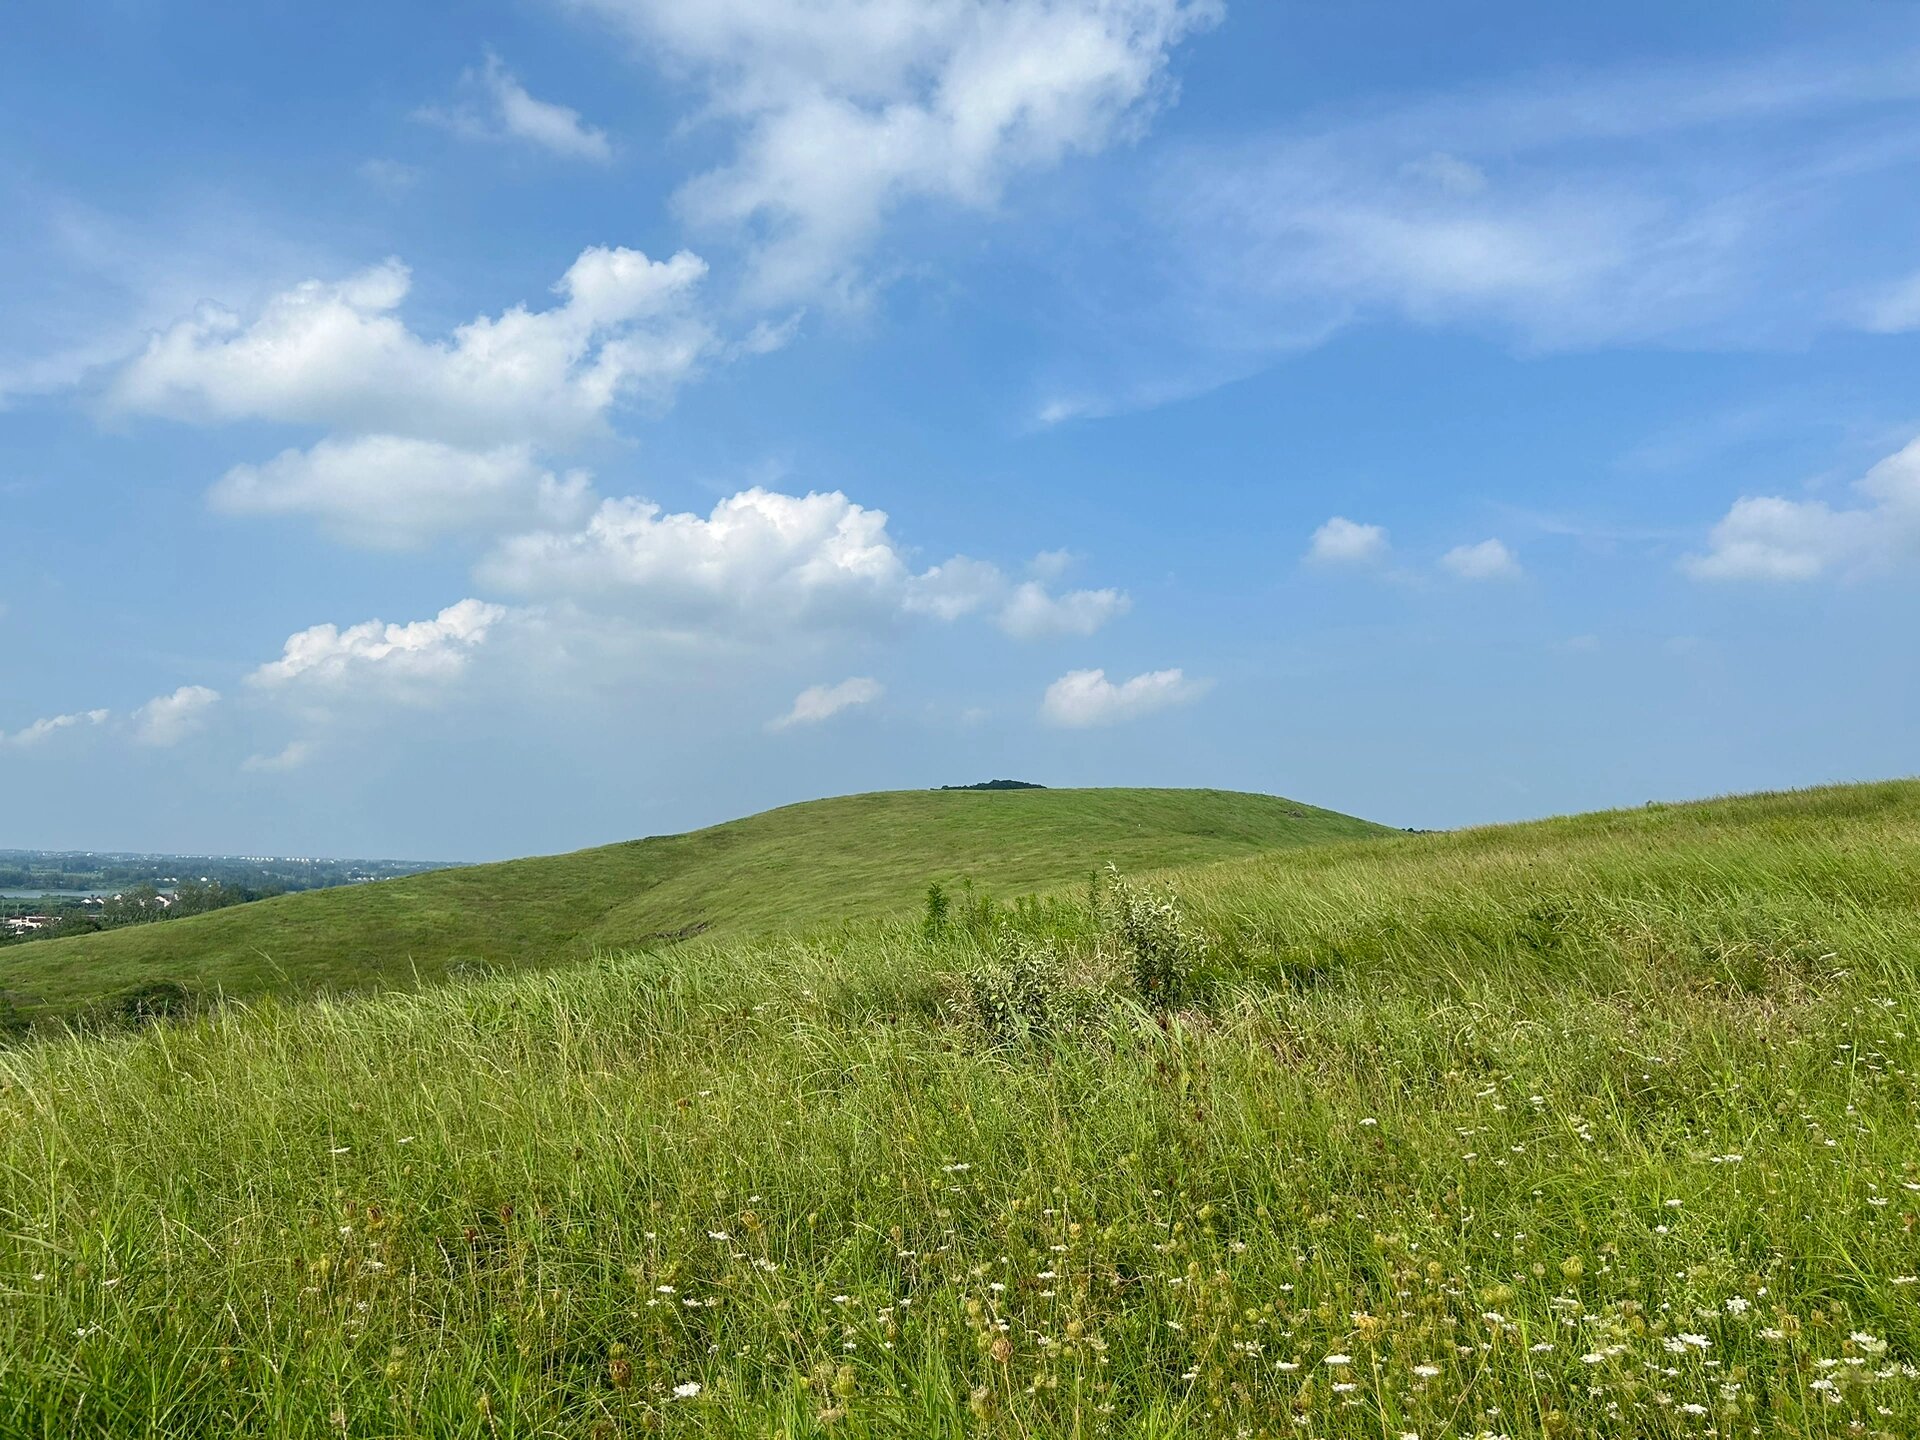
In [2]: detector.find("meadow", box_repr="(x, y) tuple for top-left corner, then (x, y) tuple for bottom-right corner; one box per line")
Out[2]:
(0, 780), (1915, 1437)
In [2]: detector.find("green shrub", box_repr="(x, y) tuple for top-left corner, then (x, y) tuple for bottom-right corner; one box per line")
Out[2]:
(951, 931), (1076, 1044)
(1105, 866), (1206, 1011)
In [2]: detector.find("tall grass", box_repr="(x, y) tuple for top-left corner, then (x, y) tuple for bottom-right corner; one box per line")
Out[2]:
(0, 781), (1916, 1436)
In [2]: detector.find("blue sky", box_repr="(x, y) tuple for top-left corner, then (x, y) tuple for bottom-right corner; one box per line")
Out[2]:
(4, 0), (1919, 859)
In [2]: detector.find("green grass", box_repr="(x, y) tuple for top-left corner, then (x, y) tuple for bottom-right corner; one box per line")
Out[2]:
(0, 787), (1385, 1024)
(1, 779), (1917, 1437)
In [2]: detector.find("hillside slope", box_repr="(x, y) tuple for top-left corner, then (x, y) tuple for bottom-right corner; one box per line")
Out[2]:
(1, 786), (1387, 1021)
(1, 779), (1916, 1435)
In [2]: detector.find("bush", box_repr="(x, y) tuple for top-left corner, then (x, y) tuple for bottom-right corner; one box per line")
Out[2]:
(951, 931), (1076, 1045)
(1105, 866), (1205, 1012)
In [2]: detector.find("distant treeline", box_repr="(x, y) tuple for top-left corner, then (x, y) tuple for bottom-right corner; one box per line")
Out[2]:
(1, 881), (268, 948)
(939, 780), (1047, 791)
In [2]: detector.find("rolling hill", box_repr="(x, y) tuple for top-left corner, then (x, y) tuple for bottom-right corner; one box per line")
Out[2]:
(1, 786), (1390, 1023)
(1, 779), (1915, 1434)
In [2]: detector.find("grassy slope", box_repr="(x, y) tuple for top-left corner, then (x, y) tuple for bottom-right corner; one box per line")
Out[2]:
(0, 787), (1386, 1020)
(2, 779), (1917, 1436)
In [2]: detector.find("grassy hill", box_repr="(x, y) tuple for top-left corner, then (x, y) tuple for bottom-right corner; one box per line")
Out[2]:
(0, 778), (1916, 1435)
(1, 787), (1388, 1023)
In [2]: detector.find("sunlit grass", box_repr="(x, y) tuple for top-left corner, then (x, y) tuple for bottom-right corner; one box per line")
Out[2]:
(0, 780), (1916, 1436)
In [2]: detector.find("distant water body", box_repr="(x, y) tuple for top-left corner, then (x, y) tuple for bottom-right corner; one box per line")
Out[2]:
(0, 889), (102, 900)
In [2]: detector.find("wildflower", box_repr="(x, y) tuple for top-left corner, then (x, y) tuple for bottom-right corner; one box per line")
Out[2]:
(1724, 1296), (1750, 1315)
(1325, 1354), (1353, 1366)
(672, 1380), (702, 1399)
(1413, 1364), (1441, 1377)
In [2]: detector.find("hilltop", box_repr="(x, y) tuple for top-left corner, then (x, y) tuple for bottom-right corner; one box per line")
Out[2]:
(1, 786), (1387, 1024)
(1, 778), (1915, 1435)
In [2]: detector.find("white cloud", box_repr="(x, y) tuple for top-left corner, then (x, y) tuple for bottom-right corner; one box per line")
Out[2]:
(241, 740), (315, 773)
(1685, 435), (1920, 581)
(1439, 538), (1521, 580)
(1858, 271), (1920, 334)
(565, 0), (1220, 302)
(358, 158), (422, 194)
(112, 246), (713, 448)
(481, 488), (908, 635)
(1035, 45), (1920, 422)
(132, 685), (219, 747)
(1040, 665), (1205, 727)
(905, 556), (1007, 622)
(210, 436), (596, 549)
(768, 676), (883, 730)
(0, 708), (111, 748)
(997, 580), (1130, 638)
(482, 485), (1129, 644)
(1307, 516), (1390, 565)
(418, 53), (613, 162)
(249, 599), (508, 699)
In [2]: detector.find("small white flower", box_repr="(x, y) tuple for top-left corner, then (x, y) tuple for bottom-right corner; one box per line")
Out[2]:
(671, 1380), (701, 1400)
(1325, 1353), (1353, 1366)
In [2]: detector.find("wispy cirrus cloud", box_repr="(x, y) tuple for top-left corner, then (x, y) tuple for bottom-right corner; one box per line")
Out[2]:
(416, 52), (614, 162)
(1035, 40), (1920, 422)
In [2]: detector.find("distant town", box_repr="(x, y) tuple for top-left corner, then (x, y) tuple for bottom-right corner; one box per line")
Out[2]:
(0, 850), (456, 944)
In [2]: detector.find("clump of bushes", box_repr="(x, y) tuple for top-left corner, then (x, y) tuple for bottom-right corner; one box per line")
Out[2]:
(950, 931), (1077, 1044)
(943, 865), (1213, 1044)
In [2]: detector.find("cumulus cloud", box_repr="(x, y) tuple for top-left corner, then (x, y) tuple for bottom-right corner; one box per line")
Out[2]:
(249, 599), (508, 699)
(483, 485), (1129, 644)
(768, 676), (883, 730)
(210, 436), (596, 549)
(1040, 665), (1206, 727)
(482, 488), (907, 635)
(132, 685), (219, 746)
(997, 581), (1131, 638)
(0, 708), (111, 748)
(1685, 435), (1920, 581)
(241, 740), (316, 773)
(1306, 516), (1390, 565)
(1439, 537), (1521, 580)
(904, 555), (1007, 622)
(418, 52), (614, 162)
(112, 246), (712, 449)
(565, 0), (1220, 301)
